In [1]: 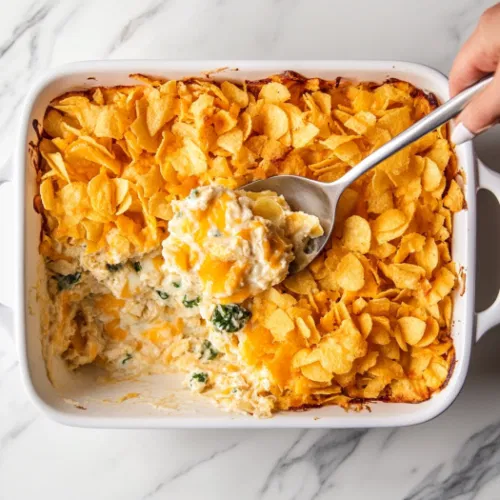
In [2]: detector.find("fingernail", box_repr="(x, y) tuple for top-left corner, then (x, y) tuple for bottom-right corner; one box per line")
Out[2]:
(451, 122), (475, 145)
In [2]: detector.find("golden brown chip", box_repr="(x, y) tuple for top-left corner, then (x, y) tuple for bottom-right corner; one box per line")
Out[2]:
(283, 269), (317, 295)
(422, 158), (442, 192)
(416, 317), (440, 347)
(260, 103), (289, 140)
(264, 309), (295, 340)
(393, 233), (425, 263)
(301, 362), (332, 382)
(220, 81), (249, 108)
(258, 82), (291, 103)
(131, 98), (162, 152)
(372, 209), (408, 244)
(415, 237), (439, 277)
(443, 179), (464, 212)
(358, 313), (373, 339)
(40, 179), (56, 211)
(427, 267), (456, 305)
(94, 105), (129, 139)
(336, 253), (365, 292)
(217, 128), (243, 156)
(252, 196), (284, 224)
(398, 317), (426, 345)
(342, 215), (371, 254)
(87, 171), (115, 217)
(379, 263), (425, 290)
(426, 139), (450, 171)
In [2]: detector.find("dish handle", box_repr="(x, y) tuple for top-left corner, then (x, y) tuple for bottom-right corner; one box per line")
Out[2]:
(0, 160), (14, 339)
(476, 159), (500, 341)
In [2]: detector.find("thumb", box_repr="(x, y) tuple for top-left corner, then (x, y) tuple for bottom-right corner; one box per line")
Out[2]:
(452, 68), (500, 145)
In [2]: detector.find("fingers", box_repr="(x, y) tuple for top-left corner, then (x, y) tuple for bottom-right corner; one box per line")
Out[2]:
(450, 4), (500, 144)
(449, 34), (494, 97)
(452, 64), (500, 144)
(449, 4), (500, 97)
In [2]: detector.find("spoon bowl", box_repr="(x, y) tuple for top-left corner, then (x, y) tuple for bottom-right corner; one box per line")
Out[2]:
(244, 74), (493, 273)
(245, 175), (345, 272)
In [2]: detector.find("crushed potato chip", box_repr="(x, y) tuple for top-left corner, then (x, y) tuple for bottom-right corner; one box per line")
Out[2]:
(336, 253), (365, 291)
(342, 215), (371, 254)
(372, 209), (408, 244)
(398, 317), (427, 346)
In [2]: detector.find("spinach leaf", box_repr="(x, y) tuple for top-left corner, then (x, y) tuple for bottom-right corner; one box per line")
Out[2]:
(183, 295), (201, 308)
(211, 304), (251, 333)
(132, 261), (142, 272)
(156, 290), (169, 300)
(210, 229), (222, 237)
(55, 272), (81, 291)
(106, 263), (123, 272)
(191, 372), (208, 383)
(200, 340), (219, 361)
(172, 281), (181, 288)
(122, 353), (133, 365)
(304, 238), (318, 255)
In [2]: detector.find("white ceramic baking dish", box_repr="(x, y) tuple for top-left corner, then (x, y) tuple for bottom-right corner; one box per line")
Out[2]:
(4, 60), (500, 428)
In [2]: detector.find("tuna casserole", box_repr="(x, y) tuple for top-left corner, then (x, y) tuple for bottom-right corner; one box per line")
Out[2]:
(34, 72), (464, 417)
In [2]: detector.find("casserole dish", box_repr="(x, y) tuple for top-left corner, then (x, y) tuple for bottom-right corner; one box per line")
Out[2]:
(4, 60), (500, 428)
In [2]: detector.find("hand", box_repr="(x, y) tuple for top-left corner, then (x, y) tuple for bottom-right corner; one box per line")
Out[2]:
(450, 3), (500, 144)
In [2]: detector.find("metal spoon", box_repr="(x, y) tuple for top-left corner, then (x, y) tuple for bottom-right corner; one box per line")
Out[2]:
(244, 74), (494, 273)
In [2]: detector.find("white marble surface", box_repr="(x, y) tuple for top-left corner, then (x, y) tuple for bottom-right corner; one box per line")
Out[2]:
(2, 0), (500, 498)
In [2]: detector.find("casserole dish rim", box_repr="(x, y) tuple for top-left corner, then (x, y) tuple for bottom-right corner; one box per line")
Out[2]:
(11, 59), (499, 428)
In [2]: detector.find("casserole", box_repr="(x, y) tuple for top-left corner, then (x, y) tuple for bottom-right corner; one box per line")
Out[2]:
(4, 60), (500, 428)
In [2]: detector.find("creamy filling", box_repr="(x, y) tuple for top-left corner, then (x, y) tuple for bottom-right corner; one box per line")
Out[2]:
(42, 185), (323, 417)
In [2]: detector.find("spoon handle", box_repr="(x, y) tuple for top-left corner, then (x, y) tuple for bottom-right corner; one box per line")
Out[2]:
(335, 74), (494, 187)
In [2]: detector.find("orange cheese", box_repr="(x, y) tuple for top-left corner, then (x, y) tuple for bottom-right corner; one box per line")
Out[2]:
(225, 262), (249, 293)
(141, 324), (171, 344)
(168, 176), (198, 197)
(152, 255), (164, 271)
(94, 294), (125, 317)
(104, 319), (127, 341)
(173, 244), (192, 271)
(199, 256), (234, 294)
(269, 235), (287, 269)
(120, 281), (132, 298)
(241, 325), (306, 390)
(219, 286), (252, 305)
(193, 192), (231, 244)
(241, 325), (274, 366)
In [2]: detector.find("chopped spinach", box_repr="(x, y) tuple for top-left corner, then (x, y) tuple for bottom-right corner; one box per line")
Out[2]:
(132, 261), (142, 272)
(55, 272), (81, 291)
(304, 238), (318, 255)
(211, 304), (251, 333)
(122, 353), (133, 365)
(200, 340), (219, 361)
(191, 372), (208, 383)
(106, 263), (123, 272)
(156, 290), (169, 300)
(183, 295), (201, 308)
(189, 188), (199, 199)
(172, 281), (181, 288)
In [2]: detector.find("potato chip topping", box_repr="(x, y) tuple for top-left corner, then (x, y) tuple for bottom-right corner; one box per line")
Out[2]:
(36, 73), (462, 417)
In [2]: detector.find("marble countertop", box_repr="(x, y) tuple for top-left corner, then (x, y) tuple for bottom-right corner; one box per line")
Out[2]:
(2, 0), (500, 498)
